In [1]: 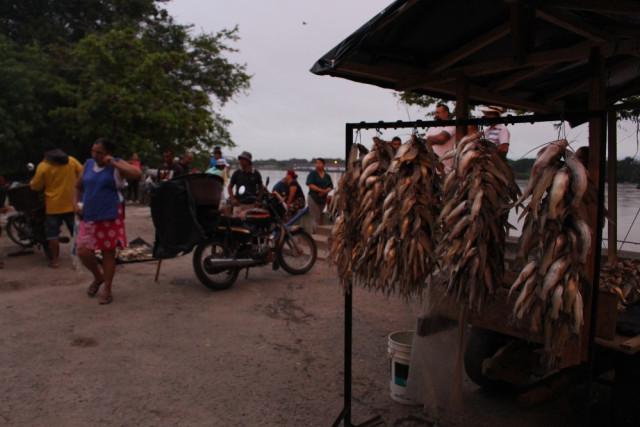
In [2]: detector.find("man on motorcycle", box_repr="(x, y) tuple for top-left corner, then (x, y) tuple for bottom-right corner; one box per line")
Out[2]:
(227, 151), (264, 218)
(30, 142), (83, 268)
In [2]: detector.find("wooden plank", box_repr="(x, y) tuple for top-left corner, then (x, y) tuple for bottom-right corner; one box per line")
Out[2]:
(595, 291), (618, 340)
(516, 365), (585, 407)
(596, 334), (640, 355)
(427, 283), (583, 369)
(621, 335), (640, 352)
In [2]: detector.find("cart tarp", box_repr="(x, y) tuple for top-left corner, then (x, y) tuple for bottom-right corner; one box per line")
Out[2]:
(150, 179), (203, 259)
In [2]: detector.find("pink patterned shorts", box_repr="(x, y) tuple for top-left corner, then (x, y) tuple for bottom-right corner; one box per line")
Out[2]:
(77, 204), (127, 251)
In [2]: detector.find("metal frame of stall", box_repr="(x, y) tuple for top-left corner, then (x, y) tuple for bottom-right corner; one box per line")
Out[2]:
(333, 110), (609, 427)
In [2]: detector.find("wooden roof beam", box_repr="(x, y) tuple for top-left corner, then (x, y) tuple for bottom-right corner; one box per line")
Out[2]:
(337, 59), (453, 88)
(402, 22), (512, 82)
(489, 65), (552, 92)
(540, 79), (589, 104)
(538, 58), (639, 103)
(416, 80), (554, 113)
(447, 40), (594, 76)
(552, 0), (640, 16)
(447, 38), (640, 77)
(534, 4), (610, 42)
(425, 22), (511, 74)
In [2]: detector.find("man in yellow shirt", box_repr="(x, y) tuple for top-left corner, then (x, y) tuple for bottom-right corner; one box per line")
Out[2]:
(30, 142), (83, 268)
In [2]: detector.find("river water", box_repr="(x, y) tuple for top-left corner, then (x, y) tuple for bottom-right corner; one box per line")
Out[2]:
(261, 169), (640, 249)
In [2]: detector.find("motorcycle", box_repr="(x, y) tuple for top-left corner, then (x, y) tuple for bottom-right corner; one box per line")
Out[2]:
(191, 184), (317, 290)
(4, 164), (68, 258)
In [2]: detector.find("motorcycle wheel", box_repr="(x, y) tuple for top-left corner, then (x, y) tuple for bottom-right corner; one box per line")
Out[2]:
(6, 214), (35, 247)
(192, 240), (239, 291)
(277, 229), (317, 275)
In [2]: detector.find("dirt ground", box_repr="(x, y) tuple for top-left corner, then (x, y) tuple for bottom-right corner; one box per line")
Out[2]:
(0, 204), (610, 426)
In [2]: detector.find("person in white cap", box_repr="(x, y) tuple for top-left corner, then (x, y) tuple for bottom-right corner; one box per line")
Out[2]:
(482, 105), (510, 155)
(228, 151), (264, 218)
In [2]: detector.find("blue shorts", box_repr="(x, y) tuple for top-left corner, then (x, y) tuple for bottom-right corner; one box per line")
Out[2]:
(45, 212), (75, 240)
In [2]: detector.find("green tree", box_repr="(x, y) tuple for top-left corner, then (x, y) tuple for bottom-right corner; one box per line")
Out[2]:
(0, 36), (68, 171)
(52, 23), (249, 160)
(0, 0), (164, 46)
(0, 1), (251, 172)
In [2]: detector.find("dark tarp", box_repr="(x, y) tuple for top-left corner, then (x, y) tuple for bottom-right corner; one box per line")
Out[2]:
(311, 0), (640, 114)
(150, 179), (203, 259)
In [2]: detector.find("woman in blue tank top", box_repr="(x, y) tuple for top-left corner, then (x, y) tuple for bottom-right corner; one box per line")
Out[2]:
(72, 138), (142, 305)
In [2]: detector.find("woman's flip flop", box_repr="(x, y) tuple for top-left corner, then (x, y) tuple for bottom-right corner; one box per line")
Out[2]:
(87, 280), (104, 297)
(99, 293), (113, 305)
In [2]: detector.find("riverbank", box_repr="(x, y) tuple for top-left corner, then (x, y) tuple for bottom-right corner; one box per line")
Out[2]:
(0, 204), (603, 426)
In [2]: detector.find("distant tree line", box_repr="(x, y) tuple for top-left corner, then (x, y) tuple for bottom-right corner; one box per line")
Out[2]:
(254, 156), (640, 185)
(0, 0), (250, 175)
(509, 157), (640, 184)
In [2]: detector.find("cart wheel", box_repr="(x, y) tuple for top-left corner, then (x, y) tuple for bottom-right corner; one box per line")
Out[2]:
(464, 326), (514, 391)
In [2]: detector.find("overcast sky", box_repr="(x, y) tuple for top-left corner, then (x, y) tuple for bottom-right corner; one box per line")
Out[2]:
(165, 0), (640, 162)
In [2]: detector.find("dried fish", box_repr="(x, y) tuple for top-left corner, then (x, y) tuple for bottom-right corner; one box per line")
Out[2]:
(328, 134), (442, 297)
(435, 135), (520, 311)
(512, 139), (591, 368)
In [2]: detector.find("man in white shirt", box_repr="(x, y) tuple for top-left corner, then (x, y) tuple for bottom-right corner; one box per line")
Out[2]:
(425, 103), (457, 173)
(482, 105), (510, 155)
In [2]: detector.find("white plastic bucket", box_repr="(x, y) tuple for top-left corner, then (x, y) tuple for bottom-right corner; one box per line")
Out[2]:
(388, 330), (418, 405)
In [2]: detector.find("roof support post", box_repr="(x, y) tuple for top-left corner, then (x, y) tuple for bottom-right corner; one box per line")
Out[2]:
(584, 47), (605, 355)
(584, 46), (606, 424)
(456, 76), (470, 139)
(607, 109), (618, 262)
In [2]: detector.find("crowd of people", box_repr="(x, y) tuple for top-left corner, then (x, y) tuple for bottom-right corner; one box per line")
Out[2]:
(0, 140), (335, 290)
(0, 103), (527, 299)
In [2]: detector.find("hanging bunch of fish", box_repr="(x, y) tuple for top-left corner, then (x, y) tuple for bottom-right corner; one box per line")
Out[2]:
(434, 133), (521, 311)
(328, 140), (371, 290)
(509, 139), (591, 367)
(328, 134), (443, 297)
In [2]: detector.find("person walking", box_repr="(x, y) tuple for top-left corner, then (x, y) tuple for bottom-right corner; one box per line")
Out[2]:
(29, 142), (83, 268)
(306, 158), (333, 234)
(73, 137), (142, 304)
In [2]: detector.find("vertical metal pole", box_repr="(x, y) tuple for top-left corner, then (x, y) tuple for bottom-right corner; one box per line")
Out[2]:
(585, 47), (606, 424)
(343, 124), (354, 427)
(607, 109), (618, 262)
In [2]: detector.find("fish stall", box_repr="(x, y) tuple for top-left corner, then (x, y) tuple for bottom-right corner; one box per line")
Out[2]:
(311, 1), (640, 425)
(326, 116), (639, 425)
